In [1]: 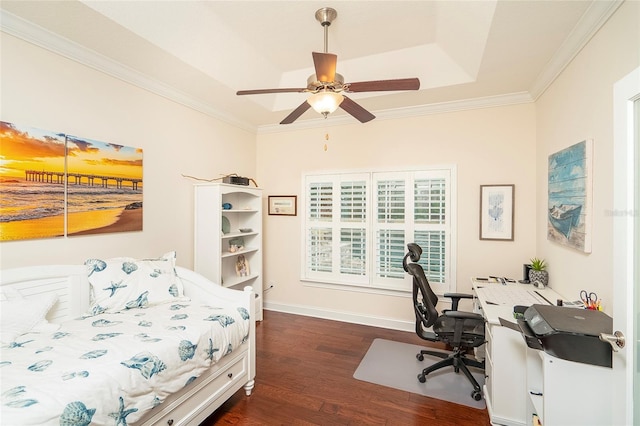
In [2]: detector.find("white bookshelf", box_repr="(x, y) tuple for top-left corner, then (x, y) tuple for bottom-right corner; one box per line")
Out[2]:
(194, 183), (263, 320)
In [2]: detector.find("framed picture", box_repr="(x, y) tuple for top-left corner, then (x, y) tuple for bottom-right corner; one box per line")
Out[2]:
(268, 195), (297, 216)
(235, 254), (250, 277)
(479, 184), (514, 241)
(547, 140), (592, 253)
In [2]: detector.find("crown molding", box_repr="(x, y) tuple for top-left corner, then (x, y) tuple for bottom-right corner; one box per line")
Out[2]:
(0, 10), (257, 133)
(528, 0), (624, 100)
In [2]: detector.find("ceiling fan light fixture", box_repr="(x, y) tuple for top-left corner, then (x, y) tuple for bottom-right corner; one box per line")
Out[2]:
(307, 90), (344, 116)
(236, 7), (419, 124)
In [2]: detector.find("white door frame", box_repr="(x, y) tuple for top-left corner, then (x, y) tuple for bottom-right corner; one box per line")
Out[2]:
(612, 66), (639, 426)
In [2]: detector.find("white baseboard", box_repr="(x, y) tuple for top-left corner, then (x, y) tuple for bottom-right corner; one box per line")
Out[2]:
(263, 301), (414, 332)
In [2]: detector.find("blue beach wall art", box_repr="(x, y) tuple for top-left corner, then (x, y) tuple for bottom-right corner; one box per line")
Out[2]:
(547, 139), (592, 253)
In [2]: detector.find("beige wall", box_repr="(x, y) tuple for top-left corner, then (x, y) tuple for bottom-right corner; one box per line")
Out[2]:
(0, 33), (256, 269)
(257, 104), (537, 328)
(535, 0), (640, 314)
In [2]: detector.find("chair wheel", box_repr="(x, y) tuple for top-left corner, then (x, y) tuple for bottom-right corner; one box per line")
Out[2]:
(416, 353), (424, 361)
(417, 374), (426, 383)
(471, 390), (482, 401)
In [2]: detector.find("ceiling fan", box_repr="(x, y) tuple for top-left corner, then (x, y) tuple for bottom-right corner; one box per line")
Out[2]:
(236, 7), (421, 125)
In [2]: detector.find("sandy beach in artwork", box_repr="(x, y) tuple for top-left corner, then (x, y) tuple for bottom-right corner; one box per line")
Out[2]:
(0, 205), (142, 241)
(0, 214), (65, 241)
(68, 205), (142, 236)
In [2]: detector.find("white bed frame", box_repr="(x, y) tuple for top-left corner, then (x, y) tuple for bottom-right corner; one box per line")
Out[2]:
(0, 265), (256, 426)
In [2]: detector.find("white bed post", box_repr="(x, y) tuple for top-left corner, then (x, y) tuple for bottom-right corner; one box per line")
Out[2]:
(243, 285), (257, 395)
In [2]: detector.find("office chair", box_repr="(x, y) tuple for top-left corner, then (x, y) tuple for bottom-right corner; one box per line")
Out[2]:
(403, 243), (485, 401)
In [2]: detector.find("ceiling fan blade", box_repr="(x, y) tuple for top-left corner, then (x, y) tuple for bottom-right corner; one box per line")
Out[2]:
(280, 101), (312, 125)
(340, 96), (375, 123)
(237, 88), (306, 95)
(346, 78), (420, 93)
(312, 52), (337, 83)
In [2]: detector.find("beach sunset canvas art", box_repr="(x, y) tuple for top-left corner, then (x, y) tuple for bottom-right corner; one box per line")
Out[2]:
(0, 121), (66, 241)
(0, 121), (143, 241)
(66, 135), (143, 237)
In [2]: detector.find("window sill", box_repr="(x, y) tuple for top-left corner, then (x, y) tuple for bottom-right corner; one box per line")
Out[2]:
(300, 278), (412, 298)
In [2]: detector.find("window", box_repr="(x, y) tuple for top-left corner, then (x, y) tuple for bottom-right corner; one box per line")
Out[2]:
(303, 168), (455, 294)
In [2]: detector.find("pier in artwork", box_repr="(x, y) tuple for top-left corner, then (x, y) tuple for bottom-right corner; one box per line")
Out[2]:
(25, 170), (142, 190)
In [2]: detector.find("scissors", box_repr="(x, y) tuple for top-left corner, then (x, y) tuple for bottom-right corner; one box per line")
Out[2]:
(580, 290), (598, 309)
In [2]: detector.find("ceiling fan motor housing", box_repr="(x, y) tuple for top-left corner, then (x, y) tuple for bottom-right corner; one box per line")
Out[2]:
(315, 7), (337, 26)
(307, 73), (344, 92)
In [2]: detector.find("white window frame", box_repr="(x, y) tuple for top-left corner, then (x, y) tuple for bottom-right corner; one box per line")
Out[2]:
(301, 166), (456, 295)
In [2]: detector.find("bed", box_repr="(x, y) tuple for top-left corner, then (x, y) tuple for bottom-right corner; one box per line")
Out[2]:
(0, 254), (256, 426)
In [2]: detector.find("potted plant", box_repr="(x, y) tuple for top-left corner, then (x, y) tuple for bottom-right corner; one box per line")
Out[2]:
(529, 257), (548, 287)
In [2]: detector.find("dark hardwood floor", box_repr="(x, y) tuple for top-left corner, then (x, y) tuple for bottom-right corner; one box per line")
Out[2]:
(202, 310), (492, 425)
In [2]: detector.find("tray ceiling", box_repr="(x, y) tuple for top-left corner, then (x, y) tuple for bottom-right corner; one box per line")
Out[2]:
(0, 1), (622, 132)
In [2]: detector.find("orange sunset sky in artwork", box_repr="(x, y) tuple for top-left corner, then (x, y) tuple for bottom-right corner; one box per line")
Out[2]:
(0, 121), (143, 180)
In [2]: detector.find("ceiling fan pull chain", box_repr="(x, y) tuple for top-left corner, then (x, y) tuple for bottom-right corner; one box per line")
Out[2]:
(323, 126), (329, 152)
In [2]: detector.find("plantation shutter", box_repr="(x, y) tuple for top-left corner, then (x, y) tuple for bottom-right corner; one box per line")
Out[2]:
(340, 180), (367, 276)
(413, 173), (450, 292)
(374, 176), (407, 288)
(303, 168), (454, 294)
(307, 181), (333, 274)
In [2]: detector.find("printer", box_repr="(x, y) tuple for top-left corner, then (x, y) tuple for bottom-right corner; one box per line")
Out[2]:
(517, 304), (613, 367)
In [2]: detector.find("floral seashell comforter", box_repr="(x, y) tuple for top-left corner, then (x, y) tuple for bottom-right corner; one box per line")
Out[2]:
(0, 301), (250, 425)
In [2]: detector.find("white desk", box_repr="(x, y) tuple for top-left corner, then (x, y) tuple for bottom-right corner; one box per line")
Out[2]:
(472, 278), (613, 426)
(472, 279), (563, 426)
(474, 283), (560, 324)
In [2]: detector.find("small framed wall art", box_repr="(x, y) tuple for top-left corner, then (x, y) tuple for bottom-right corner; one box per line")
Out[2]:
(479, 184), (514, 241)
(268, 195), (297, 216)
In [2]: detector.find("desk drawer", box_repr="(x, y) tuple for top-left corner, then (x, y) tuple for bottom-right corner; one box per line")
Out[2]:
(490, 325), (527, 424)
(484, 348), (493, 397)
(485, 323), (494, 359)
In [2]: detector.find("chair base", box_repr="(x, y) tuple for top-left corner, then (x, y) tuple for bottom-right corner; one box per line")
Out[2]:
(416, 348), (485, 401)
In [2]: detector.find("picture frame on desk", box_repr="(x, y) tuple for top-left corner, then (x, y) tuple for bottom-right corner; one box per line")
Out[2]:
(479, 184), (514, 241)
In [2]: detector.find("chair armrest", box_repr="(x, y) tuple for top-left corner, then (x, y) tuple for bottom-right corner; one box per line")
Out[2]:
(443, 292), (474, 311)
(444, 292), (473, 299)
(443, 310), (484, 322)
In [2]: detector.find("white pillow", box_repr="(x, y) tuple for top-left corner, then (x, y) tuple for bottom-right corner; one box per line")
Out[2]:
(1, 291), (59, 344)
(85, 251), (187, 315)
